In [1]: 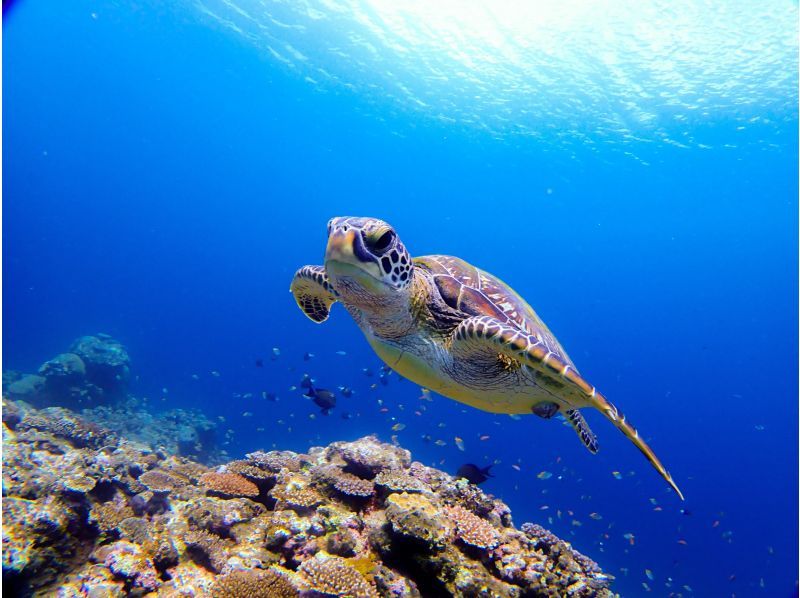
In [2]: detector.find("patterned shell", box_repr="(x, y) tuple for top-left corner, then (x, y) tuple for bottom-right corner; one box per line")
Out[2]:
(414, 255), (576, 368)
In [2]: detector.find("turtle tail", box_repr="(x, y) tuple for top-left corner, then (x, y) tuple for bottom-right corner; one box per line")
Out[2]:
(583, 388), (684, 500)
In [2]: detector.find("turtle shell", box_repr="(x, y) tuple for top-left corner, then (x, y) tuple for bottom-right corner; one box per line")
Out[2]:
(414, 255), (575, 367)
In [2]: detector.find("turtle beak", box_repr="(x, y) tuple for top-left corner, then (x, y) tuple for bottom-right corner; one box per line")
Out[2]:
(325, 228), (357, 264)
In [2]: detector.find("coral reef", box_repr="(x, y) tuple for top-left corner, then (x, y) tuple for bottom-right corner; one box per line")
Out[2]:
(4, 334), (130, 408)
(2, 400), (616, 597)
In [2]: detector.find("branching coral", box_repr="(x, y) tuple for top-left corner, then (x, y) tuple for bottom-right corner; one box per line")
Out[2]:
(332, 472), (375, 498)
(139, 469), (185, 493)
(246, 450), (303, 473)
(211, 567), (298, 598)
(374, 470), (428, 493)
(297, 553), (378, 598)
(445, 505), (500, 550)
(200, 472), (259, 498)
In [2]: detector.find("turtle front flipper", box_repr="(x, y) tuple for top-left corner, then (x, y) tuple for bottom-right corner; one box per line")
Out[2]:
(565, 409), (598, 454)
(451, 316), (684, 500)
(290, 265), (338, 323)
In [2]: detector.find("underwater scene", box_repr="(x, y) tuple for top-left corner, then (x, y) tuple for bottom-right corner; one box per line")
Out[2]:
(3, 1), (798, 596)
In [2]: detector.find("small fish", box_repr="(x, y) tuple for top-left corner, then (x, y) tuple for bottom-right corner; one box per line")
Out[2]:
(255, 359), (264, 368)
(340, 411), (352, 420)
(612, 471), (622, 480)
(419, 388), (432, 401)
(191, 374), (199, 380)
(336, 350), (347, 356)
(338, 386), (354, 398)
(479, 434), (490, 441)
(540, 505), (550, 510)
(508, 414), (521, 421)
(642, 582), (651, 592)
(303, 352), (315, 361)
(623, 533), (635, 545)
(680, 508), (691, 516)
(271, 347), (281, 358)
(263, 392), (278, 402)
(300, 374), (313, 389)
(434, 440), (446, 446)
(456, 463), (494, 485)
(303, 385), (336, 415)
(712, 520), (720, 528)
(677, 538), (688, 545)
(362, 368), (374, 377)
(645, 569), (654, 581)
(242, 411), (253, 417)
(589, 512), (602, 520)
(379, 407), (389, 413)
(571, 519), (582, 527)
(754, 424), (765, 431)
(243, 393), (253, 399)
(391, 423), (406, 431)
(211, 370), (220, 377)
(454, 436), (465, 451)
(511, 464), (521, 472)
(437, 422), (447, 428)
(537, 471), (553, 480)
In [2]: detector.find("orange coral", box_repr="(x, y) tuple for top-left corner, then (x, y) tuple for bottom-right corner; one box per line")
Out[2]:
(200, 472), (259, 498)
(446, 505), (499, 550)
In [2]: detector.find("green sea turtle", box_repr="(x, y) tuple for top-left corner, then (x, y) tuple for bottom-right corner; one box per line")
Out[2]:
(291, 217), (683, 499)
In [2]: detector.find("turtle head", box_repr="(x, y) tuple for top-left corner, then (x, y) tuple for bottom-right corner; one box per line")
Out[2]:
(324, 217), (413, 310)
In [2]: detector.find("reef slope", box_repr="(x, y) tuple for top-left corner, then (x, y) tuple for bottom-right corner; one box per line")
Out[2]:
(2, 399), (615, 597)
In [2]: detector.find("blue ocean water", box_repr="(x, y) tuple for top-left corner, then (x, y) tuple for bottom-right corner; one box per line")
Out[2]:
(3, 1), (797, 595)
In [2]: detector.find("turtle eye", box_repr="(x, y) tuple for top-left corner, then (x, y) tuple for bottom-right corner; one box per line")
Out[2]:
(368, 230), (395, 254)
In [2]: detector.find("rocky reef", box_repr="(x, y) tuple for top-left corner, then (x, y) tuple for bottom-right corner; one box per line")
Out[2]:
(2, 399), (616, 597)
(4, 334), (131, 409)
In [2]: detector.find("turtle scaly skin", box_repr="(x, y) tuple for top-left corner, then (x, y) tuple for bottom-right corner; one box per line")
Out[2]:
(290, 216), (683, 499)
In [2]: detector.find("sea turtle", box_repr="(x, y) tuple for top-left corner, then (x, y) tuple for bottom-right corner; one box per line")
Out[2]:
(290, 216), (683, 499)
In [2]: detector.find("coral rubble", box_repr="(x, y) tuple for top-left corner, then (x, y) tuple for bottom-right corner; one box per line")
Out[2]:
(2, 399), (615, 597)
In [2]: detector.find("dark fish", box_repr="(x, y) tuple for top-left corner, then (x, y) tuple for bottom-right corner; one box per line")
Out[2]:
(456, 463), (494, 485)
(303, 352), (314, 361)
(255, 358), (264, 368)
(379, 373), (389, 386)
(339, 386), (354, 398)
(304, 386), (336, 415)
(362, 368), (374, 377)
(680, 508), (692, 517)
(265, 392), (278, 402)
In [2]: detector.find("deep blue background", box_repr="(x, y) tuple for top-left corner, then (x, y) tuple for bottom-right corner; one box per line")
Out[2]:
(4, 2), (798, 596)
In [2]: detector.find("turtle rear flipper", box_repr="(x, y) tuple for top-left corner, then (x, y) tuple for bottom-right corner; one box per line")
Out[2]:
(565, 409), (599, 454)
(451, 316), (684, 500)
(291, 265), (338, 323)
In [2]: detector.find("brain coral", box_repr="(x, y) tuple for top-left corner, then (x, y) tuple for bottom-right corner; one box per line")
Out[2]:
(200, 472), (259, 498)
(446, 505), (499, 550)
(298, 553), (378, 598)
